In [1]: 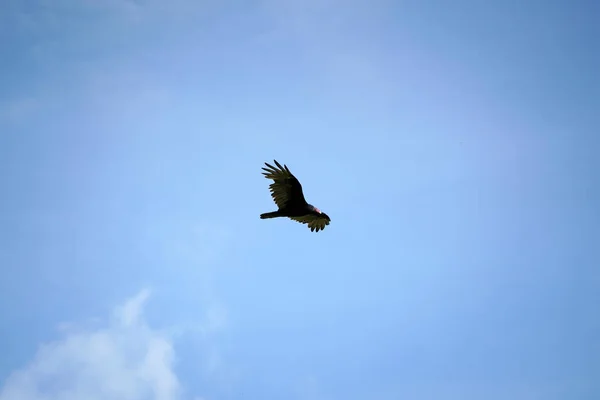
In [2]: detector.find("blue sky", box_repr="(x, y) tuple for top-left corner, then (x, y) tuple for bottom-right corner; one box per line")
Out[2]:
(1, 0), (599, 399)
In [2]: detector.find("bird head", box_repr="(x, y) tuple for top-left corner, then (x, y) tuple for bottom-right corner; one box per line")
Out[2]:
(309, 205), (330, 220)
(308, 204), (321, 213)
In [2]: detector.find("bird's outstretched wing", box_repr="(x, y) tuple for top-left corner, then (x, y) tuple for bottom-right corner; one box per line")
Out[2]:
(262, 160), (307, 209)
(289, 213), (331, 232)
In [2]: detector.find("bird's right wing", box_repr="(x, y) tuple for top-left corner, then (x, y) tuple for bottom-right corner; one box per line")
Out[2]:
(262, 160), (307, 208)
(289, 214), (330, 232)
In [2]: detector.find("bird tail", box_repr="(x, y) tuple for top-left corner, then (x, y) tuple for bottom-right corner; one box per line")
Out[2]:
(260, 211), (282, 219)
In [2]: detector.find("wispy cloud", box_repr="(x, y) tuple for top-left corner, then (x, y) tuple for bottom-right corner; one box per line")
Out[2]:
(258, 0), (396, 108)
(0, 97), (38, 124)
(0, 289), (183, 400)
(6, 0), (221, 31)
(295, 375), (330, 400)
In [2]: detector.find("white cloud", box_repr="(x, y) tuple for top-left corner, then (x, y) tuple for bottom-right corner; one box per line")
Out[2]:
(114, 288), (152, 327)
(0, 289), (182, 400)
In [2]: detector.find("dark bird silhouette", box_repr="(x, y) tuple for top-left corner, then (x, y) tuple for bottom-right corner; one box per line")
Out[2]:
(260, 160), (331, 232)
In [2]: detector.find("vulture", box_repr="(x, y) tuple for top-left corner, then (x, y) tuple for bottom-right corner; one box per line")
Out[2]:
(260, 160), (331, 232)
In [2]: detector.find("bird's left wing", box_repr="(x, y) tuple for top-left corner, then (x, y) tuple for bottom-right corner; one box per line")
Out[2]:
(262, 160), (307, 208)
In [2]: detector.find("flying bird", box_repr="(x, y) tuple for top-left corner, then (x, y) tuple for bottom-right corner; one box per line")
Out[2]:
(260, 160), (331, 232)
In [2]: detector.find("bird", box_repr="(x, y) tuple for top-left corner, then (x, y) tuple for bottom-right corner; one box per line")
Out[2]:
(260, 160), (331, 232)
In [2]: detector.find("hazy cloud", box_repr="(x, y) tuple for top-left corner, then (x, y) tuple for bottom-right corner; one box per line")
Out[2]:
(0, 98), (38, 124)
(0, 289), (181, 400)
